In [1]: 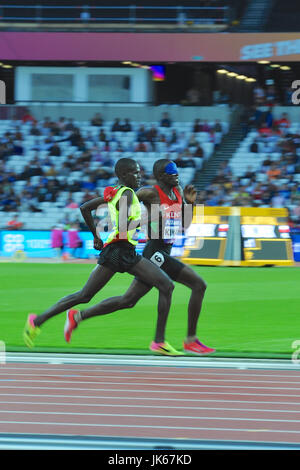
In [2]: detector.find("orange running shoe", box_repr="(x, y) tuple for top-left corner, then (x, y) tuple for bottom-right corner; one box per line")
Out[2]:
(183, 338), (216, 355)
(64, 309), (80, 343)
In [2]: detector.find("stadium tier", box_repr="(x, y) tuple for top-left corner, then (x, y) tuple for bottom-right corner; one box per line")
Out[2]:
(0, 116), (228, 230)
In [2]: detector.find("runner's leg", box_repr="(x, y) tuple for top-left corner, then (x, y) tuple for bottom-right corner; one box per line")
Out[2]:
(33, 265), (115, 327)
(80, 257), (174, 343)
(176, 264), (207, 339)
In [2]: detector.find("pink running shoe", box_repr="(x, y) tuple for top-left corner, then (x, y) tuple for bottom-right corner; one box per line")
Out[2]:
(183, 338), (216, 355)
(64, 309), (79, 343)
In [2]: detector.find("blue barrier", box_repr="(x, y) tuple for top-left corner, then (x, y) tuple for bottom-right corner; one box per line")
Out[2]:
(0, 230), (184, 259)
(291, 233), (300, 262)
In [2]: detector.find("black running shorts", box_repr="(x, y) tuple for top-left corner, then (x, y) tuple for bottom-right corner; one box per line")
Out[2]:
(98, 241), (142, 273)
(138, 240), (185, 283)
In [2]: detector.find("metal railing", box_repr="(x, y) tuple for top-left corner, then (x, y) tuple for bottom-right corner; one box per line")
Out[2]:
(0, 5), (230, 25)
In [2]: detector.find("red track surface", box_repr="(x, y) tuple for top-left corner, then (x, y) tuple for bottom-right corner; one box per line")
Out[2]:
(1, 362), (300, 446)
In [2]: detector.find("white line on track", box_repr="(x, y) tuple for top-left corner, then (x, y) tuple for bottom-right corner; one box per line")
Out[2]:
(1, 409), (300, 423)
(2, 371), (300, 384)
(1, 420), (300, 434)
(0, 379), (299, 391)
(1, 400), (300, 414)
(0, 393), (300, 406)
(0, 385), (299, 397)
(2, 366), (300, 379)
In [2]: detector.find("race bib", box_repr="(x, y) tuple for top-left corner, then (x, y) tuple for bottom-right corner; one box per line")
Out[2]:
(150, 251), (165, 267)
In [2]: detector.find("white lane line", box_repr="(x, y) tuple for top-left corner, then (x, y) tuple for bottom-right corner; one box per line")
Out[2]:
(2, 366), (300, 379)
(0, 385), (299, 397)
(1, 409), (300, 424)
(1, 400), (300, 415)
(2, 371), (300, 385)
(0, 379), (299, 391)
(1, 420), (300, 434)
(0, 393), (300, 406)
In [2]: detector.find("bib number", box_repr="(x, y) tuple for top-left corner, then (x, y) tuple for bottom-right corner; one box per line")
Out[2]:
(150, 251), (165, 267)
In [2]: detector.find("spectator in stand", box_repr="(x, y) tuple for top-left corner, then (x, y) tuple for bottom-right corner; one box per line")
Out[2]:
(122, 118), (132, 132)
(174, 154), (195, 168)
(136, 125), (148, 143)
(160, 112), (172, 128)
(214, 120), (223, 133)
(193, 119), (203, 133)
(91, 113), (103, 127)
(57, 117), (67, 132)
(259, 122), (273, 136)
(276, 112), (291, 131)
(265, 109), (274, 128)
(98, 128), (108, 143)
(267, 162), (281, 181)
(42, 117), (52, 129)
(187, 133), (198, 149)
(30, 123), (41, 136)
(6, 214), (23, 230)
(49, 143), (61, 157)
(111, 118), (123, 132)
(250, 138), (259, 153)
(193, 144), (204, 160)
(22, 109), (36, 124)
(58, 127), (85, 149)
(135, 141), (148, 152)
(14, 128), (23, 141)
(168, 130), (178, 146)
(65, 118), (75, 131)
(202, 120), (211, 132)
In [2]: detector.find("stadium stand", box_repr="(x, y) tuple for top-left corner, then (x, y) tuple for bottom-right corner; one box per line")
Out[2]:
(0, 114), (228, 230)
(199, 109), (300, 227)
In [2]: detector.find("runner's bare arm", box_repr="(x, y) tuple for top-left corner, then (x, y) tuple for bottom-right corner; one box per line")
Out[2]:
(178, 185), (197, 230)
(136, 187), (158, 207)
(80, 196), (106, 250)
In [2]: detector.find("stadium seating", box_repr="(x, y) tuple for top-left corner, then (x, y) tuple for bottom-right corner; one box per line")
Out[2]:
(0, 117), (228, 230)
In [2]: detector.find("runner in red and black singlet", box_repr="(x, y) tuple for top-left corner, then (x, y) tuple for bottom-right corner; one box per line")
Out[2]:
(136, 159), (216, 355)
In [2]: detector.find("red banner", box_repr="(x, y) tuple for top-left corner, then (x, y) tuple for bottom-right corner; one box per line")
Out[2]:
(0, 32), (300, 62)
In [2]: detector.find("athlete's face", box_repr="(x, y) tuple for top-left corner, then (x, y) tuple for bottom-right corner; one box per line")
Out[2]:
(123, 163), (141, 189)
(161, 161), (179, 187)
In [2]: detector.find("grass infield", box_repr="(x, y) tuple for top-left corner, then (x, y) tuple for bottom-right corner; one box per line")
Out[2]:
(1, 262), (300, 359)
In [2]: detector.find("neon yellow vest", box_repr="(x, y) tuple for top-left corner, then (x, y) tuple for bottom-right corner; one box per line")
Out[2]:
(106, 186), (141, 246)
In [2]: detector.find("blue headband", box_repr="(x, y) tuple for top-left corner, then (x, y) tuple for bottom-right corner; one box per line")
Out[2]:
(165, 162), (178, 175)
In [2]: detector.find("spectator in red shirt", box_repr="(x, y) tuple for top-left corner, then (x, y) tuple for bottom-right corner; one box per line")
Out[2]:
(259, 122), (273, 136)
(22, 109), (36, 124)
(275, 113), (291, 129)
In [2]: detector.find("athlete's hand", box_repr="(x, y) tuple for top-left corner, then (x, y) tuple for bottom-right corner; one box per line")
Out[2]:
(183, 184), (197, 204)
(93, 237), (104, 251)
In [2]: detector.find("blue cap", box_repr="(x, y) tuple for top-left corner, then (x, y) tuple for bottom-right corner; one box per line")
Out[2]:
(165, 162), (178, 175)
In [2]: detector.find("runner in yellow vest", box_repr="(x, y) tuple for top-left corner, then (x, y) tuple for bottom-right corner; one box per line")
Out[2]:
(23, 158), (180, 355)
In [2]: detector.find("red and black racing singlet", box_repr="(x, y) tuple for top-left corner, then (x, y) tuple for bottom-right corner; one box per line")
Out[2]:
(152, 185), (183, 244)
